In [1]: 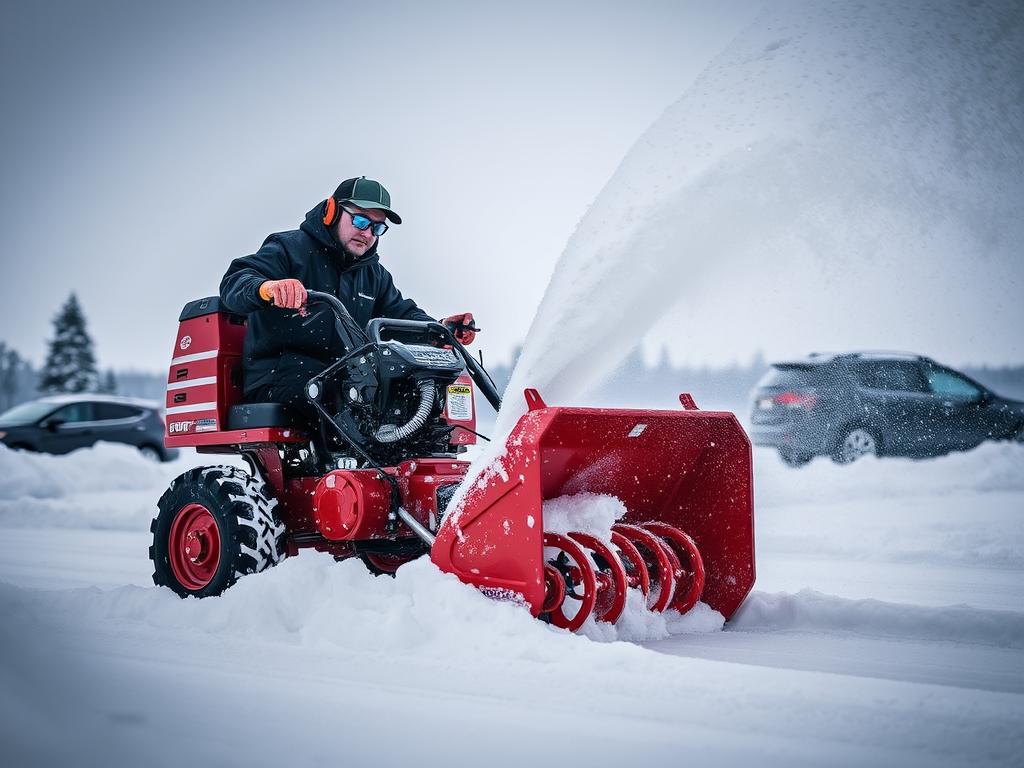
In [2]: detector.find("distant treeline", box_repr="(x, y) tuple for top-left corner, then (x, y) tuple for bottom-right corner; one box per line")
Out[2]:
(480, 349), (1024, 411)
(0, 347), (182, 409)
(2, 340), (1023, 412)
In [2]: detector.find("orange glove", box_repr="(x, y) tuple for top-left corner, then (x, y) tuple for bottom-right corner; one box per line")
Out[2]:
(259, 279), (307, 309)
(442, 312), (477, 345)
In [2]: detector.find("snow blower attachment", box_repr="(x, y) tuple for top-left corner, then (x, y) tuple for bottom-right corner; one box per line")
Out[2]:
(431, 391), (754, 629)
(153, 292), (755, 629)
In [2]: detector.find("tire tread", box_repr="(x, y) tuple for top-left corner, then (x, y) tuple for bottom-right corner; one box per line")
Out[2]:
(150, 465), (286, 597)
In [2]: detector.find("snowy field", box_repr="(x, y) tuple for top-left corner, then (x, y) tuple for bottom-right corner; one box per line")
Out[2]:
(1, 440), (1021, 767)
(2, 1), (1020, 765)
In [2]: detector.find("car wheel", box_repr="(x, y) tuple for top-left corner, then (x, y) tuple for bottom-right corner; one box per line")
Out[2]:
(150, 466), (287, 598)
(832, 427), (878, 465)
(779, 449), (812, 468)
(139, 444), (163, 462)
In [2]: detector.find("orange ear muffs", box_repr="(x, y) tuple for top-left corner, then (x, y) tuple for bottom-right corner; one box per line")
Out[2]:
(323, 197), (338, 227)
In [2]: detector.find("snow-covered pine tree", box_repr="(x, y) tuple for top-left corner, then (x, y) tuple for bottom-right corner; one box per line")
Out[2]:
(0, 343), (22, 410)
(38, 294), (100, 394)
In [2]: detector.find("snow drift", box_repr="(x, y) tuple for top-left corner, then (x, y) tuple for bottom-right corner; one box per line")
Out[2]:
(733, 589), (1024, 649)
(754, 442), (1024, 505)
(0, 444), (242, 530)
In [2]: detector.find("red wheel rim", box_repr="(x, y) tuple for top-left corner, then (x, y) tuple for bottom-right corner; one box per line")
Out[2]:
(569, 532), (628, 624)
(168, 503), (221, 591)
(612, 524), (675, 612)
(543, 532), (598, 632)
(644, 523), (706, 615)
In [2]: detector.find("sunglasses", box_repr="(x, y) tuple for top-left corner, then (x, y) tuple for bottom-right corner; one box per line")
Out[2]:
(341, 207), (389, 237)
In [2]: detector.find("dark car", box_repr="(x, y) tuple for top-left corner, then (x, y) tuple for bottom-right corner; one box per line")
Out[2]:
(750, 352), (1024, 467)
(0, 395), (179, 462)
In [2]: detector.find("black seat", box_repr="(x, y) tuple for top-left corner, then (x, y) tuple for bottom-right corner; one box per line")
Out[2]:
(227, 403), (296, 430)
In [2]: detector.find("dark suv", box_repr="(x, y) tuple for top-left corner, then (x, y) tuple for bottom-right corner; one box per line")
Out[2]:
(0, 395), (179, 461)
(750, 352), (1024, 467)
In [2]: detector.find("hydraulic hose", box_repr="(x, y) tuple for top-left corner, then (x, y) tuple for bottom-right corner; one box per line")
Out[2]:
(374, 380), (435, 443)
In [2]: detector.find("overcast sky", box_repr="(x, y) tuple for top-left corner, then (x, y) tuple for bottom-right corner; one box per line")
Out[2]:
(2, 0), (1020, 377)
(0, 0), (762, 373)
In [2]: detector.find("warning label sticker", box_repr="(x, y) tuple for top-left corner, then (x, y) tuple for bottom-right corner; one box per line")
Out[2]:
(446, 384), (473, 421)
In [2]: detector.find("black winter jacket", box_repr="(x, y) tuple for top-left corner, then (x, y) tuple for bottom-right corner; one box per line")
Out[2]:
(220, 202), (433, 394)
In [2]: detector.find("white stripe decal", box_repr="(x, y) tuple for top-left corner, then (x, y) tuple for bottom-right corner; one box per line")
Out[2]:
(170, 350), (218, 365)
(166, 402), (218, 415)
(166, 376), (217, 391)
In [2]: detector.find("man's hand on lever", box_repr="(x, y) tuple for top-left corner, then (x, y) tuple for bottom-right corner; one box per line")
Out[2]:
(260, 279), (308, 311)
(442, 312), (478, 345)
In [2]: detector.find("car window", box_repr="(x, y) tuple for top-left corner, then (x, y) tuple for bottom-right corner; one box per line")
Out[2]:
(49, 402), (95, 423)
(926, 369), (982, 400)
(758, 366), (820, 388)
(94, 403), (144, 420)
(0, 400), (59, 426)
(851, 361), (928, 392)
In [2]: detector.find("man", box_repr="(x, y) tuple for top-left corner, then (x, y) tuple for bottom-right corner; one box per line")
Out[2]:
(220, 176), (474, 425)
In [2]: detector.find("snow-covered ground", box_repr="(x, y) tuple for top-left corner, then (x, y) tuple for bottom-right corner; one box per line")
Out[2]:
(3, 2), (1020, 765)
(1, 440), (1021, 767)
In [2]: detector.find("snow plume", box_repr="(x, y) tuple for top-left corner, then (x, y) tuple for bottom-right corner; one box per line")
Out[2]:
(493, 0), (1023, 436)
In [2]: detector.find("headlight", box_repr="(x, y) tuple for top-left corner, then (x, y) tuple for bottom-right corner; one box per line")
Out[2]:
(0, 431), (6, 439)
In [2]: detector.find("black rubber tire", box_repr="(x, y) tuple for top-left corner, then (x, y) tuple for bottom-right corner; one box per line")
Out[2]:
(150, 466), (287, 598)
(779, 449), (812, 468)
(831, 426), (880, 465)
(138, 444), (164, 462)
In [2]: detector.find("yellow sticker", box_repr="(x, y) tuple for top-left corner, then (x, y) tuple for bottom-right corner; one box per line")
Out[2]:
(446, 384), (474, 420)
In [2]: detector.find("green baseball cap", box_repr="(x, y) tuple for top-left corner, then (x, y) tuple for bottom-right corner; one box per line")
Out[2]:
(332, 176), (402, 224)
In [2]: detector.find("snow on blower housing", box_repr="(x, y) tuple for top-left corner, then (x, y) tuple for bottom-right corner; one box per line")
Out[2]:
(151, 291), (755, 630)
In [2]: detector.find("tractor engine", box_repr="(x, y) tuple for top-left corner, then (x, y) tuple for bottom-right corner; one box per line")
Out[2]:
(305, 319), (473, 465)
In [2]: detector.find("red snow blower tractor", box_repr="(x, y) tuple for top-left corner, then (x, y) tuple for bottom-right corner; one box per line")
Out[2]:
(152, 291), (755, 630)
